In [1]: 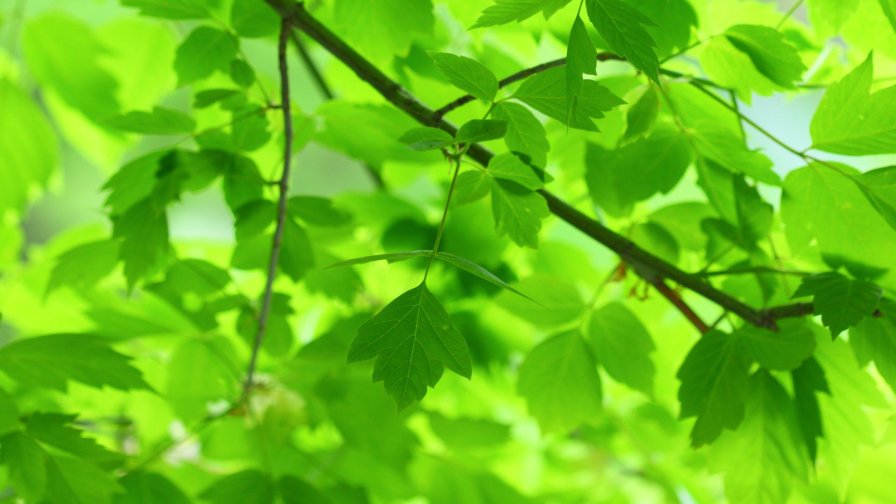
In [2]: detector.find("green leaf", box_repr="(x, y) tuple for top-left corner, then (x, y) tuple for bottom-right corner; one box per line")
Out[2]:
(200, 470), (274, 504)
(48, 239), (120, 293)
(491, 102), (550, 168)
(791, 357), (829, 462)
(431, 53), (498, 103)
(455, 119), (507, 144)
(0, 433), (47, 502)
(234, 200), (274, 240)
(586, 126), (692, 216)
(24, 414), (121, 466)
(289, 196), (353, 227)
(333, 0), (434, 62)
(230, 0), (278, 38)
(513, 66), (624, 131)
(0, 80), (57, 214)
(279, 219), (315, 281)
(735, 320), (816, 371)
(711, 371), (808, 504)
(517, 331), (602, 432)
(174, 26), (238, 86)
(793, 271), (882, 338)
(230, 58), (255, 88)
(881, 0), (896, 32)
(105, 106), (195, 134)
(454, 170), (492, 204)
(121, 0), (215, 19)
(472, 0), (572, 27)
(850, 299), (896, 395)
(194, 88), (241, 108)
(117, 472), (191, 504)
(0, 389), (19, 436)
(0, 334), (149, 391)
(490, 179), (551, 248)
(167, 337), (239, 422)
(585, 0), (659, 82)
(782, 163), (896, 276)
(587, 302), (655, 395)
(566, 16), (597, 120)
(724, 25), (806, 88)
(858, 165), (896, 232)
(810, 55), (896, 155)
(434, 251), (532, 300)
(623, 85), (660, 141)
(677, 330), (751, 446)
(21, 14), (120, 120)
(348, 283), (472, 409)
(487, 153), (544, 190)
(690, 126), (780, 185)
(399, 127), (454, 151)
(114, 198), (170, 288)
(324, 250), (432, 268)
(807, 0), (859, 34)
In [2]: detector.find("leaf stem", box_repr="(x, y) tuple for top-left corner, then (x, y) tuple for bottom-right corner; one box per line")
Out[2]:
(244, 15), (295, 395)
(423, 157), (462, 282)
(776, 0), (805, 29)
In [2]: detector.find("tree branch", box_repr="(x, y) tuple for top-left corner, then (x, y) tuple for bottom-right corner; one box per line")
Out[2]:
(268, 1), (816, 331)
(244, 15), (296, 393)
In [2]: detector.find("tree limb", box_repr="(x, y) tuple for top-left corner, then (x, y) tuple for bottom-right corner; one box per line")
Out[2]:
(265, 0), (816, 331)
(244, 15), (296, 393)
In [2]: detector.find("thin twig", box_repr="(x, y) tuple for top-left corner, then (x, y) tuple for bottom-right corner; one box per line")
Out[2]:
(648, 278), (709, 334)
(776, 0), (805, 29)
(695, 265), (811, 278)
(244, 15), (296, 395)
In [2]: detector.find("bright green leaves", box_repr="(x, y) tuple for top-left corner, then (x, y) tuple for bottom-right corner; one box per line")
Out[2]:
(518, 331), (602, 432)
(0, 80), (57, 214)
(48, 239), (120, 293)
(121, 0), (217, 19)
(881, 0), (896, 32)
(200, 469), (274, 504)
(586, 126), (692, 216)
(491, 179), (551, 248)
(711, 372), (808, 504)
(678, 330), (751, 446)
(810, 55), (896, 155)
(174, 26), (239, 86)
(473, 0), (572, 27)
(724, 25), (806, 88)
(514, 66), (624, 131)
(0, 334), (149, 391)
(106, 106), (196, 134)
(431, 53), (499, 102)
(492, 102), (550, 167)
(566, 17), (597, 121)
(22, 13), (120, 119)
(859, 166), (896, 231)
(850, 299), (896, 394)
(348, 283), (472, 409)
(230, 0), (279, 38)
(678, 322), (817, 446)
(782, 163), (896, 277)
(690, 126), (779, 185)
(333, 0), (434, 61)
(793, 272), (883, 337)
(587, 302), (655, 395)
(585, 0), (659, 82)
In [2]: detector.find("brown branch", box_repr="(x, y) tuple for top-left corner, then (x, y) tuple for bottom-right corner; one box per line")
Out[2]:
(266, 1), (818, 331)
(649, 278), (710, 334)
(244, 15), (296, 394)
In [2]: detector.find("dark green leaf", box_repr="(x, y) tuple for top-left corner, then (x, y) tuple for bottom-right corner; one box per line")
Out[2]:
(174, 26), (238, 86)
(724, 25), (806, 88)
(585, 0), (659, 82)
(280, 219), (315, 281)
(194, 88), (241, 108)
(677, 330), (751, 446)
(566, 16), (597, 120)
(324, 250), (432, 269)
(399, 127), (454, 151)
(121, 0), (214, 19)
(514, 66), (624, 130)
(487, 153), (544, 190)
(791, 357), (829, 462)
(735, 320), (816, 371)
(348, 283), (472, 409)
(793, 271), (882, 337)
(434, 251), (532, 300)
(455, 119), (507, 144)
(490, 179), (550, 248)
(200, 470), (274, 504)
(858, 165), (896, 232)
(491, 102), (550, 168)
(114, 198), (169, 288)
(117, 472), (191, 504)
(0, 334), (150, 391)
(472, 0), (572, 28)
(230, 0), (278, 38)
(623, 85), (660, 141)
